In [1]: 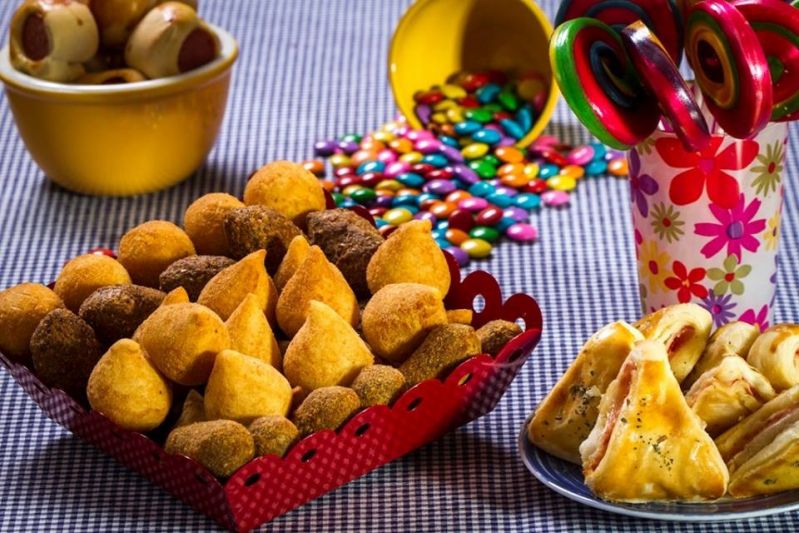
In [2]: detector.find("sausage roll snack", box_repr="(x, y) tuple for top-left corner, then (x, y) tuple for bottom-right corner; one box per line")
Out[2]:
(124, 2), (219, 79)
(714, 386), (799, 497)
(684, 356), (776, 437)
(747, 324), (799, 391)
(89, 0), (197, 47)
(633, 303), (712, 383)
(77, 68), (146, 84)
(580, 341), (729, 502)
(528, 321), (643, 464)
(684, 321), (760, 387)
(9, 0), (99, 82)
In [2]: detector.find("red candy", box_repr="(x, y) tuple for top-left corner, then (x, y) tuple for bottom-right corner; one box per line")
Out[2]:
(476, 207), (503, 226)
(448, 209), (475, 232)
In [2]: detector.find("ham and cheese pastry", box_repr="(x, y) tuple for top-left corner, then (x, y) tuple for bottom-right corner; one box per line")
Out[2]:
(746, 324), (799, 391)
(684, 356), (776, 436)
(528, 321), (643, 464)
(684, 321), (760, 387)
(633, 303), (712, 383)
(579, 341), (729, 502)
(714, 386), (799, 497)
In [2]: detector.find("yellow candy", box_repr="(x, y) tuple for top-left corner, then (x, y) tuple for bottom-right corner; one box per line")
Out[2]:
(400, 151), (423, 164)
(523, 163), (540, 178)
(460, 238), (492, 259)
(547, 175), (577, 192)
(342, 184), (364, 196)
(433, 99), (458, 111)
(462, 143), (489, 159)
(431, 112), (449, 124)
(383, 208), (414, 226)
(376, 179), (402, 192)
(441, 84), (467, 99)
(373, 131), (395, 143)
(608, 158), (629, 176)
(330, 154), (351, 168)
(446, 108), (464, 123)
(559, 165), (585, 180)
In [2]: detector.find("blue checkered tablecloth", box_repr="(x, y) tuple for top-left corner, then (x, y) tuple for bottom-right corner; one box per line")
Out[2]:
(0, 1), (797, 531)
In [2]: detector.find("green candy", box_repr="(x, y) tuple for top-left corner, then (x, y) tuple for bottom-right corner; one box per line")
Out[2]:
(341, 133), (362, 143)
(332, 192), (346, 206)
(468, 159), (497, 179)
(469, 226), (500, 242)
(482, 154), (500, 167)
(482, 103), (502, 113)
(498, 90), (519, 111)
(350, 188), (376, 204)
(465, 108), (492, 123)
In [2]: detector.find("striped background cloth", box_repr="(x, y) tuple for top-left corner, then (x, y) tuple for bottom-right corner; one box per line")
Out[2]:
(0, 0), (797, 531)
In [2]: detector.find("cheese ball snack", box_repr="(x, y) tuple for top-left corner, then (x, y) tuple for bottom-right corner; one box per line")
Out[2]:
(136, 302), (230, 385)
(118, 220), (196, 288)
(54, 254), (132, 312)
(476, 320), (522, 356)
(366, 220), (451, 297)
(292, 386), (361, 436)
(248, 415), (299, 457)
(244, 161), (326, 226)
(89, 0), (197, 47)
(76, 68), (146, 84)
(306, 209), (384, 298)
(226, 293), (281, 369)
(224, 206), (303, 274)
(175, 389), (206, 428)
(283, 300), (373, 392)
(165, 420), (254, 478)
(361, 283), (447, 362)
(161, 286), (190, 305)
(78, 285), (165, 345)
(351, 365), (406, 407)
(87, 339), (172, 432)
(399, 324), (482, 386)
(203, 349), (292, 424)
(159, 255), (235, 301)
(183, 193), (244, 256)
(30, 308), (102, 402)
(275, 246), (359, 337)
(197, 250), (277, 322)
(0, 283), (64, 362)
(273, 236), (311, 292)
(446, 309), (473, 325)
(125, 2), (219, 79)
(9, 0), (99, 82)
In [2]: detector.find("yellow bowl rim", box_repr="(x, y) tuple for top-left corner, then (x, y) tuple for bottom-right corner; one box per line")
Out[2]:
(0, 23), (238, 100)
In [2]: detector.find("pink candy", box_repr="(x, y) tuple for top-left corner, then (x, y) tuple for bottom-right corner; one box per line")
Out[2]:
(506, 223), (538, 242)
(541, 190), (570, 207)
(458, 197), (489, 212)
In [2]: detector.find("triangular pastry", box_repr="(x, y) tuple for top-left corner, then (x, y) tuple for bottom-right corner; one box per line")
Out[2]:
(580, 341), (729, 502)
(746, 324), (799, 391)
(684, 321), (760, 387)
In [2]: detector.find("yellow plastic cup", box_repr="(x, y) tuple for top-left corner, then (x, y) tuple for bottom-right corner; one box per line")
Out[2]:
(388, 0), (558, 147)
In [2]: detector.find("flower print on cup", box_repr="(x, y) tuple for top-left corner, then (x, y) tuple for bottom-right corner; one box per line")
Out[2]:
(637, 240), (671, 294)
(664, 260), (707, 303)
(740, 305), (770, 331)
(763, 211), (781, 251)
(706, 254), (751, 296)
(750, 140), (784, 197)
(655, 136), (758, 209)
(701, 292), (737, 329)
(629, 150), (659, 217)
(650, 202), (685, 243)
(694, 194), (767, 260)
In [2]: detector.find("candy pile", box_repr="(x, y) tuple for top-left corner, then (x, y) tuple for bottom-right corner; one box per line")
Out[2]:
(307, 71), (627, 267)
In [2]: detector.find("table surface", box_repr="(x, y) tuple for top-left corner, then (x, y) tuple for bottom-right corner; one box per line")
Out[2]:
(0, 1), (797, 531)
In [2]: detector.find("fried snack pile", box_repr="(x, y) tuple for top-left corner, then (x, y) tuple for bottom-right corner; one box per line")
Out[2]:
(528, 303), (799, 502)
(0, 159), (524, 479)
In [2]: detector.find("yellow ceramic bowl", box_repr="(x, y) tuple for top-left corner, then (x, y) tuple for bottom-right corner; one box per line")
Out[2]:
(0, 24), (238, 196)
(388, 0), (558, 147)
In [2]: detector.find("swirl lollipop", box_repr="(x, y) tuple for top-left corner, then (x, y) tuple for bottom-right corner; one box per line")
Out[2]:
(684, 0), (773, 139)
(621, 21), (710, 151)
(550, 18), (660, 149)
(555, 0), (684, 63)
(733, 0), (799, 121)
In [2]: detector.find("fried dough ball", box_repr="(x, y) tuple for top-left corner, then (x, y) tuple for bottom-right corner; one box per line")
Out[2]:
(203, 349), (292, 424)
(399, 324), (481, 386)
(366, 220), (451, 297)
(161, 286), (190, 305)
(351, 365), (406, 407)
(224, 206), (302, 274)
(447, 309), (473, 325)
(183, 193), (244, 256)
(165, 420), (254, 478)
(197, 250), (277, 323)
(53, 254), (131, 312)
(0, 283), (64, 362)
(292, 386), (361, 436)
(476, 320), (522, 356)
(136, 302), (230, 385)
(118, 220), (196, 287)
(361, 283), (447, 362)
(243, 161), (326, 226)
(175, 389), (206, 428)
(87, 339), (172, 432)
(79, 285), (165, 345)
(273, 236), (311, 292)
(226, 293), (281, 369)
(249, 415), (299, 457)
(306, 209), (384, 298)
(30, 309), (102, 402)
(283, 300), (373, 392)
(159, 255), (235, 301)
(276, 246), (359, 337)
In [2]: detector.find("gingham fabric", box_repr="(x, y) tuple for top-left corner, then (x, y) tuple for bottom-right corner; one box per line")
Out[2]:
(0, 0), (796, 531)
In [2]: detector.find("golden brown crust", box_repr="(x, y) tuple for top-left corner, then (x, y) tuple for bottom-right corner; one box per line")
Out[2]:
(0, 283), (64, 362)
(292, 386), (361, 436)
(54, 254), (131, 312)
(243, 161), (326, 226)
(165, 419), (254, 478)
(118, 221), (195, 288)
(399, 324), (481, 386)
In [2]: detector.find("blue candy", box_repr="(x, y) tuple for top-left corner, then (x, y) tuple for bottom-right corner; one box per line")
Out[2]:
(515, 105), (534, 131)
(396, 172), (425, 188)
(590, 142), (607, 161)
(496, 216), (516, 232)
(357, 160), (385, 175)
(472, 129), (502, 145)
(421, 153), (448, 168)
(476, 83), (501, 104)
(514, 192), (541, 210)
(538, 164), (560, 179)
(499, 119), (526, 140)
(435, 220), (450, 232)
(486, 192), (514, 208)
(586, 159), (608, 176)
(454, 121), (481, 136)
(439, 135), (460, 148)
(468, 181), (495, 197)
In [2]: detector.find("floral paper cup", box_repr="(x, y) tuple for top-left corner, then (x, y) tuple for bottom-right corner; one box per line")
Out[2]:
(631, 121), (787, 330)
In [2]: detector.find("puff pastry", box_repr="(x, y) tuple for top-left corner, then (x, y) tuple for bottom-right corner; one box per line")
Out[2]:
(684, 356), (775, 437)
(684, 321), (760, 387)
(580, 341), (729, 502)
(528, 321), (643, 464)
(633, 303), (712, 383)
(746, 324), (799, 391)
